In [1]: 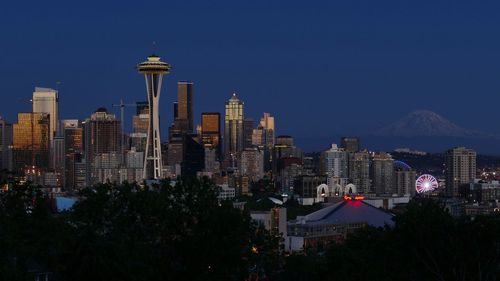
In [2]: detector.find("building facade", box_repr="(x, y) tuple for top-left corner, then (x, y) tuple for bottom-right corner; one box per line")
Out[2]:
(63, 120), (83, 191)
(32, 87), (59, 140)
(224, 94), (244, 162)
(12, 113), (50, 173)
(371, 152), (394, 195)
(84, 108), (122, 186)
(201, 112), (221, 157)
(176, 81), (194, 134)
(0, 118), (13, 171)
(445, 147), (476, 197)
(320, 144), (349, 193)
(239, 147), (264, 181)
(340, 137), (360, 153)
(348, 151), (371, 194)
(243, 118), (254, 149)
(394, 161), (416, 196)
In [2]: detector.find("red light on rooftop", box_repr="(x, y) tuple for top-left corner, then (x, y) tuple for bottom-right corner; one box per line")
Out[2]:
(343, 195), (364, 201)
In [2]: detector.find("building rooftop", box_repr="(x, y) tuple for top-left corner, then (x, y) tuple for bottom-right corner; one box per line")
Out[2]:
(34, 87), (57, 93)
(229, 93), (240, 101)
(137, 55), (171, 73)
(291, 199), (395, 228)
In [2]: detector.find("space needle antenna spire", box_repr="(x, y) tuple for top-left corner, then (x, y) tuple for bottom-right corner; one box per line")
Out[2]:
(137, 54), (172, 180)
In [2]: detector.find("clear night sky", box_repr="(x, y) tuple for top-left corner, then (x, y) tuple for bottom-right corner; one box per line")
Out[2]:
(2, 0), (500, 140)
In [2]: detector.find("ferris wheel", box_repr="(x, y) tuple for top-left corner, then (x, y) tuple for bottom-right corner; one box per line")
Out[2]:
(416, 174), (439, 193)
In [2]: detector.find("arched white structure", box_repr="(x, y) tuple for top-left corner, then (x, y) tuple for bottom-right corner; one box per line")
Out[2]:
(316, 184), (330, 202)
(344, 183), (357, 195)
(331, 183), (343, 196)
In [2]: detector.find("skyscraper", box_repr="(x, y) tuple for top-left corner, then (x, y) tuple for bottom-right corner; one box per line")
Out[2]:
(371, 152), (394, 195)
(133, 101), (149, 134)
(320, 144), (349, 193)
(251, 113), (275, 172)
(272, 136), (302, 166)
(340, 137), (360, 153)
(84, 108), (121, 186)
(348, 150), (371, 194)
(239, 147), (264, 181)
(201, 112), (221, 155)
(203, 147), (220, 175)
(12, 113), (50, 172)
(394, 161), (416, 196)
(131, 101), (149, 152)
(63, 120), (83, 191)
(167, 133), (184, 172)
(243, 118), (254, 149)
(272, 135), (304, 190)
(252, 128), (264, 147)
(136, 101), (149, 115)
(137, 55), (171, 180)
(177, 81), (194, 133)
(0, 118), (13, 171)
(182, 134), (205, 177)
(52, 136), (65, 182)
(259, 112), (275, 149)
(224, 93), (244, 161)
(445, 147), (476, 197)
(32, 87), (59, 140)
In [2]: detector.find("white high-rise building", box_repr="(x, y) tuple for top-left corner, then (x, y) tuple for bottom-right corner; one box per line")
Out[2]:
(320, 144), (349, 194)
(33, 87), (59, 140)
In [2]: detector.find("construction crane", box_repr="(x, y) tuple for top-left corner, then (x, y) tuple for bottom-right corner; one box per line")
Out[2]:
(112, 99), (136, 151)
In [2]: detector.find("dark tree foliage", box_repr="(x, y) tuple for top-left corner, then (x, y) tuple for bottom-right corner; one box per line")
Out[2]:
(281, 251), (327, 281)
(4, 178), (500, 281)
(65, 178), (260, 281)
(0, 178), (280, 281)
(0, 184), (72, 281)
(389, 200), (500, 281)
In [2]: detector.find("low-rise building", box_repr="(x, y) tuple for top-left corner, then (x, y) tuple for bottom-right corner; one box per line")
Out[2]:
(460, 180), (500, 203)
(293, 175), (327, 205)
(250, 207), (287, 249)
(287, 198), (394, 252)
(218, 184), (236, 201)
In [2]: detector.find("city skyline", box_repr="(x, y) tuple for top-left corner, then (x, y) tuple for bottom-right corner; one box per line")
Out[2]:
(4, 2), (500, 278)
(3, 1), (500, 144)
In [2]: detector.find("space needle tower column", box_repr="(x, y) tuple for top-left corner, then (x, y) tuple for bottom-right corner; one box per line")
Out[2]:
(137, 55), (171, 180)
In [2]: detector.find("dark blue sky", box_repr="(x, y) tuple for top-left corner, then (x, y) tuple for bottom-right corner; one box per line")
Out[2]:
(2, 0), (500, 140)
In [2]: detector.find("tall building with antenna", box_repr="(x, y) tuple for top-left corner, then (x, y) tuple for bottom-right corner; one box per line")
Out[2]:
(224, 93), (244, 162)
(137, 55), (171, 180)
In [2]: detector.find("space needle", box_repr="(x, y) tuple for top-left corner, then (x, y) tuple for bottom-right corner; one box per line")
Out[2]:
(137, 55), (171, 180)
